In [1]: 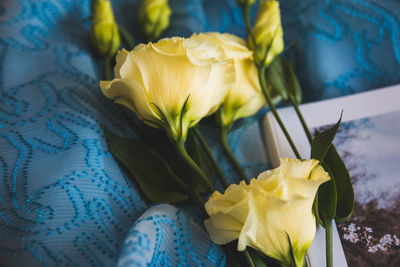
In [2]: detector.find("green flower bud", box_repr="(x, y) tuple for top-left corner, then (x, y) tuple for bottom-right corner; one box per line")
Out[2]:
(249, 0), (284, 67)
(90, 0), (120, 58)
(138, 0), (171, 41)
(236, 0), (255, 7)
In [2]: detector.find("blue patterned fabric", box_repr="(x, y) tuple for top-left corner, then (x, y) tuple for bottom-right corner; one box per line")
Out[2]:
(1, 0), (399, 266)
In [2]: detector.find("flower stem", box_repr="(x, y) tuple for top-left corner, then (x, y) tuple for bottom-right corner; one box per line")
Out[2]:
(118, 25), (135, 49)
(257, 66), (302, 160)
(242, 250), (256, 267)
(193, 127), (229, 189)
(243, 4), (251, 32)
(220, 127), (248, 182)
(193, 128), (256, 267)
(103, 56), (112, 80)
(242, 4), (256, 48)
(174, 140), (214, 192)
(325, 220), (333, 267)
(288, 96), (313, 144)
(241, 2), (301, 160)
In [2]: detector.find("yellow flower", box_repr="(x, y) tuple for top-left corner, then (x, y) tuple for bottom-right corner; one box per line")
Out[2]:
(138, 0), (171, 40)
(204, 158), (330, 266)
(90, 0), (120, 57)
(190, 32), (265, 128)
(249, 0), (284, 66)
(219, 58), (265, 127)
(100, 37), (234, 141)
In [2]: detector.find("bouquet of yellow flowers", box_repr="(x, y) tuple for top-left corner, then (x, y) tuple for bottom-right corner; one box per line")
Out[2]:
(90, 0), (354, 266)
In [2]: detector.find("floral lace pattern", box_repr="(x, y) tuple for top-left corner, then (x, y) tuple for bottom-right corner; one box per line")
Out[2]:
(0, 0), (399, 266)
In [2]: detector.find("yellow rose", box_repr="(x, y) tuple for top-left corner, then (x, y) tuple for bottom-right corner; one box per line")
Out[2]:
(100, 37), (234, 142)
(90, 0), (120, 57)
(204, 158), (330, 266)
(138, 0), (171, 40)
(249, 0), (284, 66)
(190, 32), (266, 128)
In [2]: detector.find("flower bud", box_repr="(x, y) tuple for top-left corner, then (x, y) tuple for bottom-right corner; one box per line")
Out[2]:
(90, 0), (120, 58)
(138, 0), (171, 41)
(249, 0), (284, 67)
(219, 58), (265, 128)
(236, 0), (255, 7)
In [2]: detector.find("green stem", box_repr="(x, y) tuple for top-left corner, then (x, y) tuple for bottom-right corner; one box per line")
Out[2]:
(193, 127), (229, 189)
(258, 66), (302, 160)
(325, 220), (333, 267)
(220, 127), (248, 182)
(223, 247), (242, 267)
(179, 133), (255, 267)
(289, 96), (313, 144)
(242, 250), (256, 267)
(103, 56), (111, 80)
(194, 128), (255, 267)
(242, 4), (256, 49)
(241, 2), (301, 160)
(119, 26), (135, 49)
(243, 4), (251, 33)
(174, 140), (214, 192)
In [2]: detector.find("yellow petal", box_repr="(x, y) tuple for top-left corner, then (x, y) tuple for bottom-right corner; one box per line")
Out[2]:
(279, 158), (319, 179)
(208, 213), (243, 232)
(190, 32), (252, 60)
(114, 49), (129, 79)
(219, 59), (265, 126)
(204, 219), (240, 245)
(279, 158), (330, 198)
(100, 78), (160, 124)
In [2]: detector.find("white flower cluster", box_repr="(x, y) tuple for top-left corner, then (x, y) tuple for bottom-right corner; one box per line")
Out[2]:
(368, 234), (400, 253)
(340, 223), (400, 253)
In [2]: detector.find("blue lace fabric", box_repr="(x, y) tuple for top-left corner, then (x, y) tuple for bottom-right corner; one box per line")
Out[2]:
(0, 0), (399, 266)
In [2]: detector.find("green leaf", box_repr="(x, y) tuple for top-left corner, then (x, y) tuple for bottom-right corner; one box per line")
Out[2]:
(310, 113), (342, 161)
(313, 191), (324, 227)
(118, 107), (200, 187)
(287, 63), (302, 104)
(118, 106), (170, 151)
(265, 55), (302, 104)
(311, 115), (342, 227)
(324, 145), (354, 222)
(310, 113), (354, 224)
(186, 129), (214, 193)
(105, 128), (189, 204)
(265, 56), (288, 100)
(317, 163), (337, 226)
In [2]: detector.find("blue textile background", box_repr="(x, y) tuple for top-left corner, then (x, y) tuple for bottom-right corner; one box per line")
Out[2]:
(1, 0), (399, 266)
